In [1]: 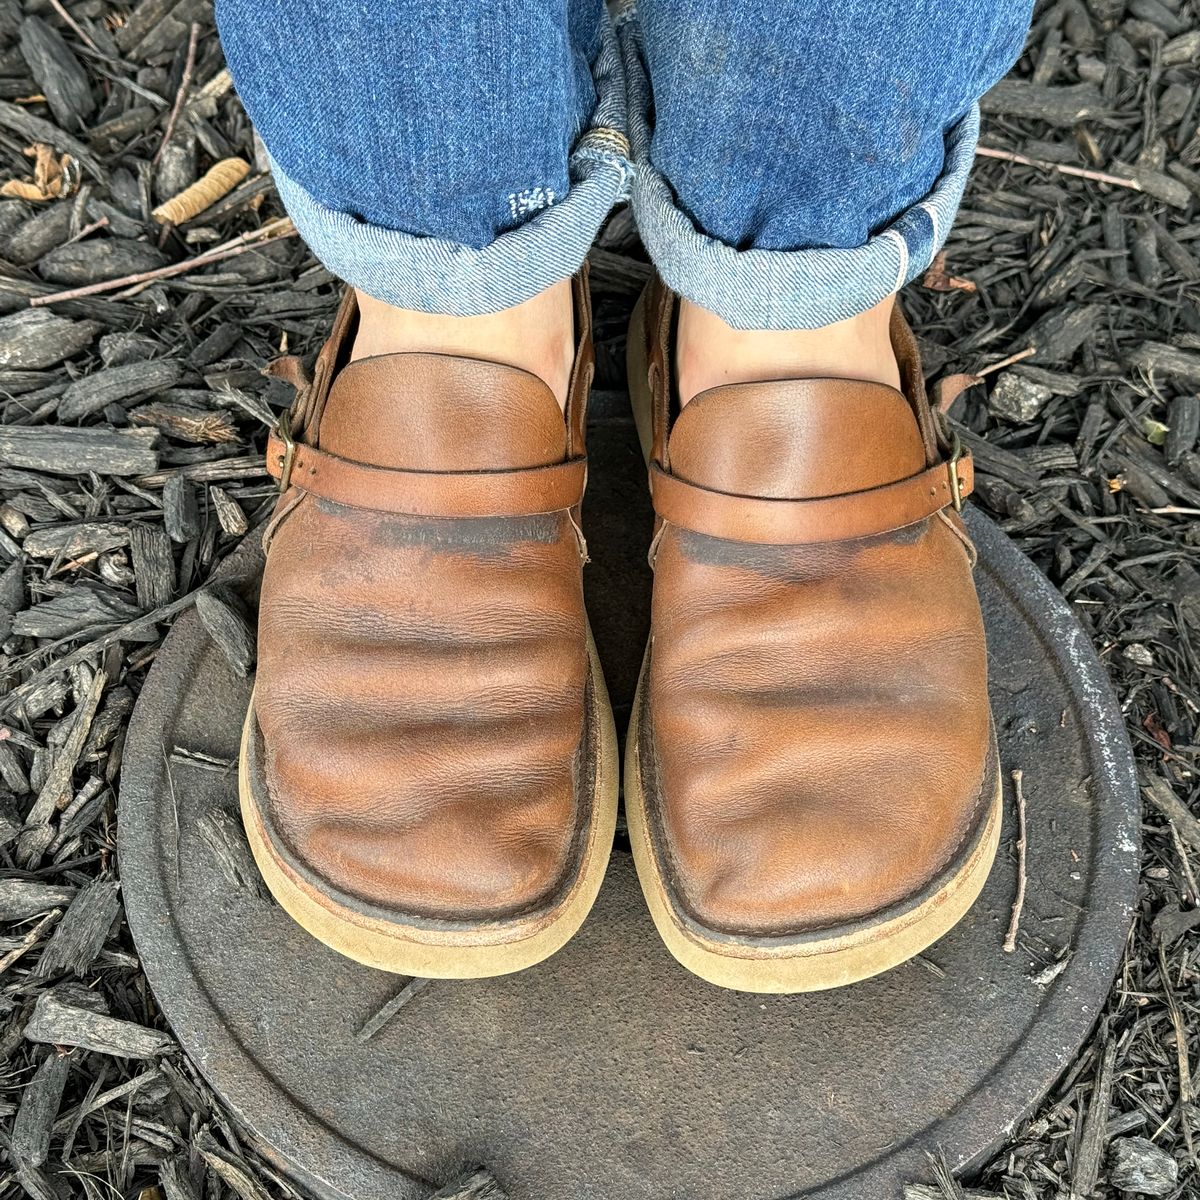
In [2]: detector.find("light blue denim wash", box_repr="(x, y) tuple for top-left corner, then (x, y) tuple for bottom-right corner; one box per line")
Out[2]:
(215, 0), (1034, 330)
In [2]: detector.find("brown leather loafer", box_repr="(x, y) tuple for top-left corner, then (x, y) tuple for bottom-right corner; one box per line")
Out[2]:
(625, 277), (1001, 993)
(239, 272), (618, 977)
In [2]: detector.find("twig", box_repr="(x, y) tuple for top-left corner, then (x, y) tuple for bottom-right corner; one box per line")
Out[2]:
(29, 217), (296, 306)
(977, 346), (1036, 377)
(1143, 775), (1200, 855)
(1159, 940), (1194, 1104)
(0, 907), (62, 976)
(61, 214), (109, 246)
(355, 976), (432, 1043)
(976, 145), (1145, 192)
(1003, 768), (1028, 954)
(1169, 820), (1200, 906)
(153, 21), (200, 168)
(1158, 939), (1197, 1163)
(45, 0), (100, 52)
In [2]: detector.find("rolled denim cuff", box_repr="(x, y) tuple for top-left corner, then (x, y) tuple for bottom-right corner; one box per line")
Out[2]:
(618, 3), (979, 331)
(269, 12), (631, 316)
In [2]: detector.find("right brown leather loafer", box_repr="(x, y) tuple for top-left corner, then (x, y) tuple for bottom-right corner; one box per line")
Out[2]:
(625, 277), (1001, 993)
(239, 272), (618, 978)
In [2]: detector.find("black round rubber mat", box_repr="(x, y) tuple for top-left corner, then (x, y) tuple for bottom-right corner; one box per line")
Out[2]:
(119, 414), (1139, 1200)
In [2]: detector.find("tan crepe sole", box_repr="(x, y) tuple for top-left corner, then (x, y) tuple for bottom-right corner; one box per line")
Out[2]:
(624, 291), (1003, 993)
(239, 627), (619, 978)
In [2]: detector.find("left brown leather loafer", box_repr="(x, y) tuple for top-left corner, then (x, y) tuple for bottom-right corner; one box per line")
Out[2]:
(240, 271), (618, 978)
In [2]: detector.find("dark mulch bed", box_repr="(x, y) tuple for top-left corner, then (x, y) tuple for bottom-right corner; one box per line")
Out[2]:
(0, 0), (1198, 1198)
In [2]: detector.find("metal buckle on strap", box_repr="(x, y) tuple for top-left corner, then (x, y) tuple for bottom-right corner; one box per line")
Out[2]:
(947, 428), (965, 512)
(274, 416), (297, 492)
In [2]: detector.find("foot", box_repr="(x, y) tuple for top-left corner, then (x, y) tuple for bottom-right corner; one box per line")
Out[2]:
(675, 294), (901, 404)
(625, 278), (998, 993)
(352, 278), (575, 409)
(241, 274), (617, 977)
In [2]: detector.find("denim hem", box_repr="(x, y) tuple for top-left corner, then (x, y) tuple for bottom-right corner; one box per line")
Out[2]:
(618, 3), (979, 331)
(268, 10), (631, 316)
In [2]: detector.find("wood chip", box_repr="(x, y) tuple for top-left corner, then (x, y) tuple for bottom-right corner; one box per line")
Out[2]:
(0, 880), (76, 922)
(11, 1049), (73, 1169)
(35, 878), (120, 978)
(0, 424), (159, 476)
(24, 991), (174, 1059)
(59, 360), (185, 422)
(0, 309), (100, 370)
(194, 584), (255, 676)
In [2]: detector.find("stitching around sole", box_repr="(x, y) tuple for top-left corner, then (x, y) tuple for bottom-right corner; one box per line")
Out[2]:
(239, 627), (619, 978)
(623, 649), (1004, 993)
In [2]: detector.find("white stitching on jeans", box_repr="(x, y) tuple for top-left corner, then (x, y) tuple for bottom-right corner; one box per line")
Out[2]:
(508, 187), (558, 221)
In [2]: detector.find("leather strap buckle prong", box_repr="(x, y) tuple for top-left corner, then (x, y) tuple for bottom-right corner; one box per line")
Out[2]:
(947, 428), (965, 513)
(274, 416), (297, 492)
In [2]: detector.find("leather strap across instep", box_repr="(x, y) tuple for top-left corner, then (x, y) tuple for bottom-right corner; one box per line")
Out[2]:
(648, 450), (974, 545)
(266, 426), (587, 518)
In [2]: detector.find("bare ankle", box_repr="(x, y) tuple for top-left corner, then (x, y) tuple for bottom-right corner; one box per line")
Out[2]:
(675, 295), (902, 405)
(351, 279), (575, 409)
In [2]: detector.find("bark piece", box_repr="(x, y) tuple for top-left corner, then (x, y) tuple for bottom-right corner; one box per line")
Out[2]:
(13, 583), (140, 639)
(195, 584), (255, 676)
(3, 202), (72, 266)
(159, 1158), (202, 1200)
(38, 238), (170, 286)
(0, 552), (24, 639)
(0, 425), (159, 476)
(1130, 344), (1200, 388)
(131, 401), (239, 444)
(1071, 1032), (1116, 1199)
(35, 877), (120, 977)
(190, 321), (243, 367)
(18, 16), (94, 130)
(0, 879), (75, 921)
(195, 806), (269, 900)
(99, 332), (162, 368)
(981, 80), (1109, 125)
(0, 309), (100, 370)
(1026, 304), (1104, 365)
(11, 1049), (73, 1169)
(162, 472), (200, 541)
(59, 360), (185, 422)
(1165, 396), (1199, 464)
(1109, 1137), (1178, 1195)
(431, 1169), (509, 1200)
(24, 990), (173, 1058)
(21, 665), (106, 833)
(23, 522), (130, 560)
(209, 485), (248, 536)
(129, 522), (175, 609)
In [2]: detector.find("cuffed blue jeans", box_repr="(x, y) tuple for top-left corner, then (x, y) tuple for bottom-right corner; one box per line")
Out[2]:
(215, 0), (1033, 330)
